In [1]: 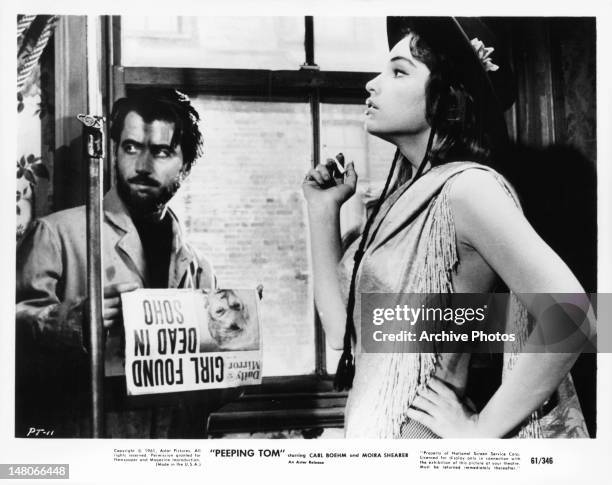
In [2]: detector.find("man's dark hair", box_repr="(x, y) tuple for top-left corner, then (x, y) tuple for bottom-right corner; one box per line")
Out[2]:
(110, 87), (203, 173)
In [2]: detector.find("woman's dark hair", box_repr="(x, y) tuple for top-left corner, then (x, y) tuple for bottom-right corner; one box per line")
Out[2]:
(110, 87), (203, 174)
(399, 25), (493, 166)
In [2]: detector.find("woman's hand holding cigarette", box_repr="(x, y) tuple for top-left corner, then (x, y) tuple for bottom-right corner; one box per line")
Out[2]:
(302, 153), (357, 210)
(301, 153), (354, 348)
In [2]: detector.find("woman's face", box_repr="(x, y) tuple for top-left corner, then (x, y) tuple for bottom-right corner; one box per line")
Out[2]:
(364, 34), (431, 141)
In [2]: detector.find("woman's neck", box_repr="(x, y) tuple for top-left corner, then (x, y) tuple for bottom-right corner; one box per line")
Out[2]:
(394, 127), (433, 171)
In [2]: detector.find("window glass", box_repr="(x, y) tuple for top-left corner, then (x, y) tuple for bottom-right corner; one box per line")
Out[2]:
(169, 96), (315, 376)
(314, 17), (388, 72)
(121, 16), (305, 69)
(319, 103), (396, 372)
(320, 102), (396, 238)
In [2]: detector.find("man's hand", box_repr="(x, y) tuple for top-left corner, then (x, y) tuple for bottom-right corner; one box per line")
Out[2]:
(103, 282), (139, 329)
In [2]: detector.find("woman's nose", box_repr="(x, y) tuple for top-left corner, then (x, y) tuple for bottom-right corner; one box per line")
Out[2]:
(365, 73), (381, 94)
(227, 292), (243, 310)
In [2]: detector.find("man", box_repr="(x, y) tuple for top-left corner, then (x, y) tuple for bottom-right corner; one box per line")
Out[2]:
(16, 88), (217, 438)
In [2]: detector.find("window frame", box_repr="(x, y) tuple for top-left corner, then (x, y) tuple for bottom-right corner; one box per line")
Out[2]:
(110, 15), (382, 434)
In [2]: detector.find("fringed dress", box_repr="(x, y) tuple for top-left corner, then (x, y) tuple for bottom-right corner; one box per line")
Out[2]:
(339, 161), (588, 438)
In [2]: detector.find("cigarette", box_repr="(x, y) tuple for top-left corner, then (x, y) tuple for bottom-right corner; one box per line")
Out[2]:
(327, 155), (346, 177)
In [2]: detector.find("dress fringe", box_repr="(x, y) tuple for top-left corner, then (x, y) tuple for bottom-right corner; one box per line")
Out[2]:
(371, 184), (457, 438)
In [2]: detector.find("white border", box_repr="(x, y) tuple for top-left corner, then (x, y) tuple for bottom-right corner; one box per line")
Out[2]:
(1, 1), (611, 484)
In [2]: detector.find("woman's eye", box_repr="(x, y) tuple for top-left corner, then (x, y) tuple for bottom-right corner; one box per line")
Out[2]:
(393, 69), (407, 78)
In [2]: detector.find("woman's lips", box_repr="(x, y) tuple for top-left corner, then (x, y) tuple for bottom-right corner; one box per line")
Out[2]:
(364, 98), (378, 115)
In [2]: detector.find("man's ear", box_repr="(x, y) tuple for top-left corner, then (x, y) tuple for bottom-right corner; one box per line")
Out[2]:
(173, 166), (188, 187)
(179, 166), (189, 182)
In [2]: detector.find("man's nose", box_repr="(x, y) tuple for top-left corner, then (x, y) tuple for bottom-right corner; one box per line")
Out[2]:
(365, 73), (381, 94)
(134, 150), (153, 174)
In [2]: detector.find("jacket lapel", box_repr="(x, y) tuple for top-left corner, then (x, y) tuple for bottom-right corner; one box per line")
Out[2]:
(103, 187), (147, 282)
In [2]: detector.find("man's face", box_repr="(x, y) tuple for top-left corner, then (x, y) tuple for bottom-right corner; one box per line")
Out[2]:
(115, 111), (185, 216)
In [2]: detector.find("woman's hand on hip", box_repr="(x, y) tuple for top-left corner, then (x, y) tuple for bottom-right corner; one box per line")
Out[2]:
(302, 157), (357, 210)
(406, 376), (485, 438)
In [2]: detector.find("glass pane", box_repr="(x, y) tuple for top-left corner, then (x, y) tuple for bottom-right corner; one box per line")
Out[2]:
(319, 103), (396, 373)
(314, 17), (388, 72)
(169, 96), (315, 376)
(121, 16), (305, 69)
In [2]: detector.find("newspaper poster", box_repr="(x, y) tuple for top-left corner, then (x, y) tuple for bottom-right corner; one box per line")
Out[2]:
(121, 289), (262, 395)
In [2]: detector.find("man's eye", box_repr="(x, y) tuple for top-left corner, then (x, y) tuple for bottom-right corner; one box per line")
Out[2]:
(123, 143), (138, 154)
(154, 149), (172, 159)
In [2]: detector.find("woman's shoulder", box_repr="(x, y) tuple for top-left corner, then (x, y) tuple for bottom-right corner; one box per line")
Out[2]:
(428, 161), (512, 190)
(446, 165), (525, 244)
(443, 162), (520, 208)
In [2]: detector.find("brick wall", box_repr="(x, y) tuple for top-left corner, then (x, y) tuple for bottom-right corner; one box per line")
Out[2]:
(170, 96), (395, 376)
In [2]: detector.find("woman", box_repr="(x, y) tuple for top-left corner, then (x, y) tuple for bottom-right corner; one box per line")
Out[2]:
(302, 17), (592, 438)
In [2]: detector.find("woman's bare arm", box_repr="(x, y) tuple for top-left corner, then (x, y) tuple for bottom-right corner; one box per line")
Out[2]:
(448, 169), (593, 437)
(302, 162), (357, 349)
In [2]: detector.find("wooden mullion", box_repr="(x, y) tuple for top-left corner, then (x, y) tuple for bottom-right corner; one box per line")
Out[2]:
(121, 66), (374, 97)
(309, 88), (328, 377)
(304, 16), (316, 67)
(111, 16), (121, 66)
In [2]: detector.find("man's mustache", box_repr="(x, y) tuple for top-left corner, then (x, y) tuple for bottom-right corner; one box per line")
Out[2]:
(127, 175), (160, 187)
